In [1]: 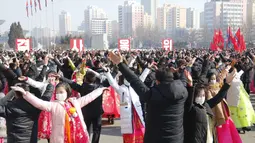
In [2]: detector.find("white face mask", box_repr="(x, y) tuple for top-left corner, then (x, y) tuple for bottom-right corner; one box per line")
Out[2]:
(195, 96), (205, 105)
(56, 93), (67, 101)
(124, 79), (130, 86)
(210, 80), (217, 84)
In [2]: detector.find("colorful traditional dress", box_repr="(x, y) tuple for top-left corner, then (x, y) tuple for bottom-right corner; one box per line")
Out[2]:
(38, 86), (56, 139)
(227, 76), (255, 129)
(102, 86), (120, 119)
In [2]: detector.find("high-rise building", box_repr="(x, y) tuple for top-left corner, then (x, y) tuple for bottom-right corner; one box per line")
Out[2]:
(32, 27), (52, 38)
(118, 1), (144, 36)
(157, 4), (175, 31)
(59, 11), (72, 36)
(91, 18), (112, 38)
(84, 6), (108, 33)
(111, 20), (119, 41)
(141, 0), (158, 26)
(186, 8), (200, 29)
(247, 0), (255, 42)
(167, 6), (187, 32)
(200, 12), (205, 28)
(204, 0), (246, 31)
(144, 13), (152, 28)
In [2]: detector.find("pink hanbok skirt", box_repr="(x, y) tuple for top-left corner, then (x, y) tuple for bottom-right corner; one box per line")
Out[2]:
(216, 117), (242, 143)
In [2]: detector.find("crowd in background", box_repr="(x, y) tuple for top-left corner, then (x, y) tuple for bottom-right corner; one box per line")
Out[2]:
(0, 48), (254, 143)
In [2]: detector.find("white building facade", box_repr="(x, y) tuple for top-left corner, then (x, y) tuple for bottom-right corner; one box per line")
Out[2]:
(59, 11), (72, 36)
(141, 0), (158, 26)
(84, 6), (108, 33)
(91, 18), (112, 38)
(186, 8), (200, 29)
(204, 0), (246, 32)
(118, 0), (144, 36)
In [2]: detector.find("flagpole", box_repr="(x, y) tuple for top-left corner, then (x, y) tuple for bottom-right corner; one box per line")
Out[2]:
(52, 0), (55, 52)
(45, 5), (49, 52)
(31, 13), (33, 50)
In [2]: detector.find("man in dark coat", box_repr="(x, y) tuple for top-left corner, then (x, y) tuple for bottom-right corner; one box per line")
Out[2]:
(109, 52), (188, 143)
(60, 70), (109, 143)
(0, 83), (53, 143)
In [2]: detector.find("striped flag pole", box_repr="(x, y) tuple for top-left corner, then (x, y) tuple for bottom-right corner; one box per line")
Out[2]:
(38, 0), (42, 10)
(34, 0), (37, 13)
(26, 0), (29, 17)
(30, 0), (33, 16)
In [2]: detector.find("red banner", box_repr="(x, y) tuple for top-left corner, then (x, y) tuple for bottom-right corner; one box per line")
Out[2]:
(162, 39), (173, 51)
(70, 39), (84, 52)
(118, 39), (130, 51)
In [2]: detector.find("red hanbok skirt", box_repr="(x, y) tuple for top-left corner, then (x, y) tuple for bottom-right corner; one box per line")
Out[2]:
(123, 106), (145, 143)
(102, 87), (120, 118)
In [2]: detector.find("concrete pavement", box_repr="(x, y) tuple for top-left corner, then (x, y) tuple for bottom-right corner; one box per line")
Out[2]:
(37, 119), (255, 143)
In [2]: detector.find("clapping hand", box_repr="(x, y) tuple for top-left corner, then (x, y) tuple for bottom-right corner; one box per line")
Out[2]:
(108, 51), (123, 65)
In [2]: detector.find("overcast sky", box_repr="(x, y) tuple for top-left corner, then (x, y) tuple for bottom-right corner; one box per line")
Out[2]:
(0, 0), (205, 32)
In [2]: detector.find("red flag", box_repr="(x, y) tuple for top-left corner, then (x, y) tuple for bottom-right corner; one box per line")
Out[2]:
(34, 0), (37, 12)
(30, 0), (33, 16)
(235, 28), (241, 44)
(38, 0), (42, 10)
(240, 35), (246, 52)
(26, 0), (29, 17)
(218, 29), (224, 50)
(45, 0), (47, 7)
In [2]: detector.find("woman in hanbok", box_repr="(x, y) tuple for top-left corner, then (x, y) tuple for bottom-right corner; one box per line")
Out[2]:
(227, 70), (255, 133)
(206, 68), (242, 143)
(104, 65), (151, 143)
(11, 82), (107, 143)
(19, 71), (60, 142)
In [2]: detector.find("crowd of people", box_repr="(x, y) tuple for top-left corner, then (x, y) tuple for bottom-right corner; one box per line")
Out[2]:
(0, 48), (254, 143)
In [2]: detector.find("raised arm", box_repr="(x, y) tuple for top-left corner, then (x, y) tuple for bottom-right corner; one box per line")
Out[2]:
(139, 68), (151, 82)
(104, 71), (121, 95)
(109, 52), (150, 102)
(25, 77), (47, 91)
(207, 83), (230, 108)
(77, 87), (106, 108)
(23, 91), (52, 112)
(118, 63), (150, 101)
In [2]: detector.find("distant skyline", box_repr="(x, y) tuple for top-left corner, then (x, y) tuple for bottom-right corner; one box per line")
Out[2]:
(0, 0), (205, 32)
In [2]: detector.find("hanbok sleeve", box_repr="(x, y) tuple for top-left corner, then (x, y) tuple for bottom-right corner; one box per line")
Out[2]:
(77, 87), (106, 108)
(23, 91), (52, 112)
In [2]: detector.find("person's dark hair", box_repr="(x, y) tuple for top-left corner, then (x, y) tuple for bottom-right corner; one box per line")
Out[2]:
(194, 84), (206, 98)
(155, 67), (173, 83)
(84, 71), (96, 83)
(56, 82), (72, 99)
(14, 82), (30, 97)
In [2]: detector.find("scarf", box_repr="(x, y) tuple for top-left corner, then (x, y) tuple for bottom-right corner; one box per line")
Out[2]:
(63, 101), (89, 143)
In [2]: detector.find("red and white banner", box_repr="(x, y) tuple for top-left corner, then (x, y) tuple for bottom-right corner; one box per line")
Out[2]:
(16, 38), (32, 52)
(162, 39), (173, 51)
(118, 39), (130, 51)
(70, 39), (84, 52)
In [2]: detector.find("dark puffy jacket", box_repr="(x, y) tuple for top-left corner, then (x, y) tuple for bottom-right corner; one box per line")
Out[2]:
(61, 77), (109, 119)
(0, 84), (53, 143)
(184, 84), (230, 143)
(118, 63), (188, 143)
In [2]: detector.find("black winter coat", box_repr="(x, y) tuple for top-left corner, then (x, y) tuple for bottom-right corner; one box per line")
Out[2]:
(118, 63), (188, 143)
(0, 84), (53, 143)
(184, 83), (230, 143)
(61, 77), (109, 119)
